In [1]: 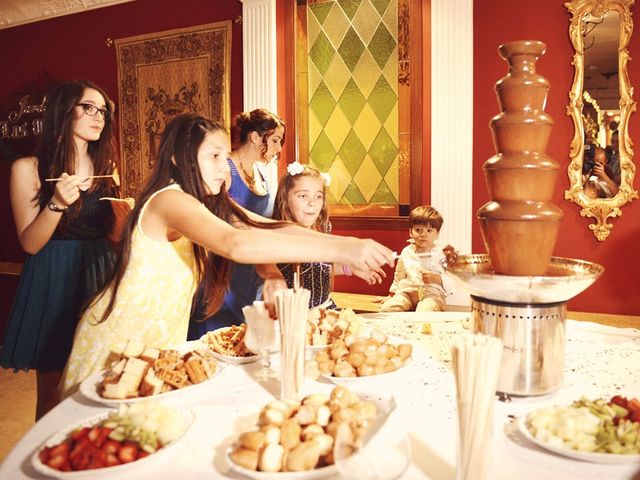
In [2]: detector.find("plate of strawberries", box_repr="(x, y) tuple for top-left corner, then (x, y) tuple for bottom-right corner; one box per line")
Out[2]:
(32, 401), (193, 478)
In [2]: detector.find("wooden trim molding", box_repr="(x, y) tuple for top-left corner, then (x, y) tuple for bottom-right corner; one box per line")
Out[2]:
(0, 262), (22, 276)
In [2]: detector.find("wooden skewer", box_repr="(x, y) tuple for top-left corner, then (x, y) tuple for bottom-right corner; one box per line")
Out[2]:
(45, 174), (115, 182)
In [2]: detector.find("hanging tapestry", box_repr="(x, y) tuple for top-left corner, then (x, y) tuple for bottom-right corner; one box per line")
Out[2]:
(115, 21), (231, 196)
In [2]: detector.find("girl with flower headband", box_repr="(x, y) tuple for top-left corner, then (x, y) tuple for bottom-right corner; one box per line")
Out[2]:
(273, 162), (385, 309)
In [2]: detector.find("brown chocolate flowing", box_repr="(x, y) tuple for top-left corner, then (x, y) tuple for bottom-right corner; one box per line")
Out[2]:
(478, 40), (563, 276)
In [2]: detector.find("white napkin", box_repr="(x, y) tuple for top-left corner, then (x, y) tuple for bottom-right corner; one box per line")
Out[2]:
(243, 301), (279, 353)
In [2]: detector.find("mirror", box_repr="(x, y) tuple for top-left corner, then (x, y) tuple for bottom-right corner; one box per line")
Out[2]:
(565, 0), (637, 241)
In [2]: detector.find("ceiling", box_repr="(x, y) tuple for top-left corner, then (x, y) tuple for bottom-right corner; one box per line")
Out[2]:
(0, 0), (135, 30)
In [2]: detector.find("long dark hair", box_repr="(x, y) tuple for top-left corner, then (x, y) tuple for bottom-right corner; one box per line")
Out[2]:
(36, 80), (117, 223)
(234, 108), (285, 160)
(273, 164), (330, 233)
(92, 113), (288, 321)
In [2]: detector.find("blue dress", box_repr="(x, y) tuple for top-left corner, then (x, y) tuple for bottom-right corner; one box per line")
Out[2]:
(188, 158), (272, 338)
(1, 188), (115, 372)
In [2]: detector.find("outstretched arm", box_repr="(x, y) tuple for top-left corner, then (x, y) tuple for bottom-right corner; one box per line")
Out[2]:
(143, 189), (394, 272)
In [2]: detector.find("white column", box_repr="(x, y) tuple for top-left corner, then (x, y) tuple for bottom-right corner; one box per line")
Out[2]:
(239, 0), (278, 112)
(240, 0), (279, 199)
(431, 0), (474, 305)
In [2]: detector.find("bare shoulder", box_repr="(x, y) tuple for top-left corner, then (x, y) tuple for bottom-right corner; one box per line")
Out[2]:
(11, 156), (38, 174)
(147, 186), (205, 216)
(11, 156), (40, 186)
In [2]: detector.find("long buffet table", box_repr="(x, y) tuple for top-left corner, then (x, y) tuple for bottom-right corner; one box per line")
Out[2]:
(1, 312), (639, 479)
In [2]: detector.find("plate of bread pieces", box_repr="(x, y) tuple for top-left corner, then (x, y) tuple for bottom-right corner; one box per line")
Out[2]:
(226, 385), (395, 479)
(200, 324), (262, 364)
(314, 328), (413, 384)
(32, 401), (193, 478)
(79, 339), (222, 406)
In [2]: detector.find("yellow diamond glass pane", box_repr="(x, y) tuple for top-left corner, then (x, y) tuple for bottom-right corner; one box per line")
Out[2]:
(307, 0), (399, 209)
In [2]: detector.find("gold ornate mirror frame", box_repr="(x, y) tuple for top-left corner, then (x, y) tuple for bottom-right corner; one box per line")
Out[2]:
(565, 0), (637, 241)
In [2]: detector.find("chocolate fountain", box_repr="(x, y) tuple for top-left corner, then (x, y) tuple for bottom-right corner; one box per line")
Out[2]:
(444, 40), (603, 397)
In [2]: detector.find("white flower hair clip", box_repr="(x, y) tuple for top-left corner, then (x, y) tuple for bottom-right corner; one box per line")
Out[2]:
(320, 172), (331, 186)
(287, 161), (305, 176)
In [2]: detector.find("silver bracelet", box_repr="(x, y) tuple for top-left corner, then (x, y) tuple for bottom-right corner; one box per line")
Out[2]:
(47, 201), (67, 213)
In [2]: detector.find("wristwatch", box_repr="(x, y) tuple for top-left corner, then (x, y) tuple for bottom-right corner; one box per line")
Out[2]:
(47, 201), (67, 213)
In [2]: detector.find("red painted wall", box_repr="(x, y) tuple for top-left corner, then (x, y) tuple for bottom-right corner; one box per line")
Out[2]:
(0, 0), (244, 333)
(473, 2), (640, 315)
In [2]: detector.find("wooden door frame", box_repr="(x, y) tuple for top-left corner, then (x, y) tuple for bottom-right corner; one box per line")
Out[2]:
(283, 0), (424, 230)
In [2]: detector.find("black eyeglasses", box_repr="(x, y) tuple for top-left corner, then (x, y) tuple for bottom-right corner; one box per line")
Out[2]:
(76, 103), (110, 120)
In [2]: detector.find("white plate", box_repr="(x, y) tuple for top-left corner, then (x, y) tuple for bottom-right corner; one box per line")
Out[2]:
(226, 393), (396, 479)
(211, 351), (262, 365)
(32, 407), (194, 479)
(518, 416), (640, 464)
(79, 361), (225, 406)
(201, 327), (263, 364)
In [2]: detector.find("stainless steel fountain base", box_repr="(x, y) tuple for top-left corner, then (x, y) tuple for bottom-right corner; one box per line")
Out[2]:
(443, 255), (603, 397)
(471, 295), (566, 396)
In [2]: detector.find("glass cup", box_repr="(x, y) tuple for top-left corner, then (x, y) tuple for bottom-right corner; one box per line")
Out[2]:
(243, 302), (277, 381)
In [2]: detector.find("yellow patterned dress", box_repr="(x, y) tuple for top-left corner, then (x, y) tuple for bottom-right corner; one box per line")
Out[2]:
(61, 185), (197, 398)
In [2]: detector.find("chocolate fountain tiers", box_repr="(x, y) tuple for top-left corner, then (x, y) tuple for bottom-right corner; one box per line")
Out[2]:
(478, 40), (563, 276)
(445, 40), (603, 397)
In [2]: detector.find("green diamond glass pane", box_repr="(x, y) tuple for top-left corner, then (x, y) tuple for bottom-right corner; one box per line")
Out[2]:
(338, 129), (367, 176)
(326, 188), (338, 205)
(371, 0), (392, 16)
(338, 0), (361, 20)
(309, 2), (334, 25)
(309, 80), (337, 127)
(342, 181), (366, 205)
(338, 78), (367, 124)
(368, 75), (396, 123)
(369, 126), (397, 175)
(309, 30), (335, 75)
(310, 131), (337, 172)
(369, 179), (396, 204)
(338, 27), (365, 71)
(368, 22), (396, 69)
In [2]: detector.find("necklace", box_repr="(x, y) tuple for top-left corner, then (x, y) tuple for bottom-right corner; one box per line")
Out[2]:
(236, 151), (258, 191)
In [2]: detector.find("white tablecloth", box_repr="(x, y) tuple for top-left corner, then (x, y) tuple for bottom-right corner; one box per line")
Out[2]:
(1, 312), (639, 480)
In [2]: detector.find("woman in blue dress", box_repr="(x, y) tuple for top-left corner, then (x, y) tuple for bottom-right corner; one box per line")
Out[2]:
(188, 109), (286, 337)
(1, 80), (122, 418)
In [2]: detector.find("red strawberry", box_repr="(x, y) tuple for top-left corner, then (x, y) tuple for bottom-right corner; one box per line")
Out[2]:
(49, 441), (71, 457)
(628, 398), (640, 414)
(630, 408), (640, 423)
(46, 454), (68, 470)
(70, 427), (90, 441)
(87, 427), (101, 443)
(117, 444), (138, 463)
(70, 449), (91, 471)
(87, 449), (108, 470)
(70, 438), (91, 461)
(106, 452), (121, 467)
(137, 450), (150, 459)
(38, 447), (51, 464)
(101, 439), (121, 454)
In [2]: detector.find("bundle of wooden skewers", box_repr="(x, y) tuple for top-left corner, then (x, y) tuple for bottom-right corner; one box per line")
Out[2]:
(451, 333), (503, 480)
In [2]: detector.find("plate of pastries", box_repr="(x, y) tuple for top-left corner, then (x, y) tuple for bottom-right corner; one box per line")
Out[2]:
(226, 385), (395, 479)
(312, 328), (413, 384)
(200, 324), (262, 364)
(79, 340), (221, 406)
(305, 309), (362, 354)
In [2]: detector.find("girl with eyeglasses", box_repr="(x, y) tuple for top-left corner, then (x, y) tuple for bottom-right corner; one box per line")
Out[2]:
(60, 113), (393, 397)
(1, 80), (122, 419)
